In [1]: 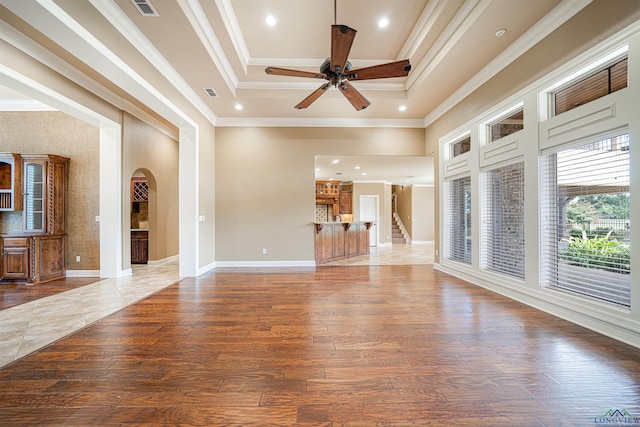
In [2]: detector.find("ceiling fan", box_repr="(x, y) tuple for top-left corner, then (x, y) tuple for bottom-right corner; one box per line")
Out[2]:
(264, 1), (411, 111)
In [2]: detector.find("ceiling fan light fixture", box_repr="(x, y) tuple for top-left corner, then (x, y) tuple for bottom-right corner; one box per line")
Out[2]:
(264, 17), (410, 110)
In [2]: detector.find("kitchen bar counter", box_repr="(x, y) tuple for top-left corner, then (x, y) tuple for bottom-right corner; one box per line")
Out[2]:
(314, 221), (372, 264)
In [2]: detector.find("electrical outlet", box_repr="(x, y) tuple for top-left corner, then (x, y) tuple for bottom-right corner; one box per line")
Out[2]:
(262, 248), (267, 255)
(435, 249), (439, 256)
(75, 255), (81, 262)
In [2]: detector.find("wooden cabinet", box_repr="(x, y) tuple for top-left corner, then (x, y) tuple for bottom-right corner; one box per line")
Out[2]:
(314, 222), (372, 264)
(22, 155), (68, 235)
(339, 191), (352, 214)
(0, 153), (23, 211)
(131, 230), (148, 264)
(1, 237), (29, 281)
(0, 154), (69, 284)
(315, 181), (339, 197)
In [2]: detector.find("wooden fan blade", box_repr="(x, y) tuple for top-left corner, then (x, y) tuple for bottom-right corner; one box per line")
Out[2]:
(338, 80), (370, 111)
(295, 83), (332, 109)
(346, 59), (411, 81)
(330, 25), (357, 74)
(265, 67), (327, 79)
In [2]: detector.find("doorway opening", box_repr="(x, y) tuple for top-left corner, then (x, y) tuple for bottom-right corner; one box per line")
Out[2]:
(130, 170), (156, 265)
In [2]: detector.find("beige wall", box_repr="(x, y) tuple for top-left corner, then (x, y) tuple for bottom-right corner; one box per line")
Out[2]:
(3, 32), (218, 275)
(198, 123), (216, 268)
(215, 127), (425, 261)
(412, 186), (434, 242)
(122, 112), (179, 267)
(0, 111), (101, 270)
(425, 0), (640, 263)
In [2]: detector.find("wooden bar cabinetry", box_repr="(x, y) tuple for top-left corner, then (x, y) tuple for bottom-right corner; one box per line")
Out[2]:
(0, 154), (69, 284)
(314, 221), (372, 264)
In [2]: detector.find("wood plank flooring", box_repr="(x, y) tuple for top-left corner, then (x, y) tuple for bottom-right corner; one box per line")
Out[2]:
(0, 265), (638, 426)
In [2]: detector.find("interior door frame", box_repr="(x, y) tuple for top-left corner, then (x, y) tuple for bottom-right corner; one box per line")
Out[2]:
(359, 195), (379, 247)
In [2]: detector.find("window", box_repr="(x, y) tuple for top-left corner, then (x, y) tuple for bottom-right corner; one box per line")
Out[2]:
(481, 162), (525, 279)
(451, 136), (471, 158)
(488, 108), (524, 143)
(444, 176), (472, 264)
(553, 57), (627, 115)
(540, 134), (631, 307)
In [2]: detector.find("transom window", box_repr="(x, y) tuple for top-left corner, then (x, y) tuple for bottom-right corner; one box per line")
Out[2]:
(553, 57), (627, 116)
(488, 108), (524, 143)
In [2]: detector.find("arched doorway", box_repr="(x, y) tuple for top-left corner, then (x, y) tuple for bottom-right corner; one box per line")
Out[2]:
(130, 169), (157, 265)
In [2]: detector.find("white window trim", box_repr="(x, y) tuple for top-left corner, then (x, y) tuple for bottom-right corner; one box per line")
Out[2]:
(435, 21), (640, 348)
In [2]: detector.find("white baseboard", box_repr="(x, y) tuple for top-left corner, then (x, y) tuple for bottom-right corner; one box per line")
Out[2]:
(215, 260), (316, 268)
(434, 263), (640, 349)
(66, 270), (100, 277)
(411, 240), (434, 245)
(148, 254), (179, 266)
(197, 261), (216, 276)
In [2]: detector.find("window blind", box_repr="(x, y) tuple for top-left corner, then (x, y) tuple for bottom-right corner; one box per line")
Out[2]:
(481, 162), (525, 279)
(539, 135), (631, 307)
(444, 176), (472, 264)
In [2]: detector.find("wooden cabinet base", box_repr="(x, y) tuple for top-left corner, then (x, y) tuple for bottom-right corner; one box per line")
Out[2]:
(315, 222), (372, 264)
(1, 234), (66, 284)
(131, 230), (148, 264)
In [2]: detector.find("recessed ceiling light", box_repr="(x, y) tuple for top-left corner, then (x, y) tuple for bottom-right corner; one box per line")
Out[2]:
(234, 103), (243, 111)
(378, 17), (389, 28)
(331, 159), (340, 164)
(361, 172), (367, 176)
(265, 15), (277, 26)
(495, 28), (506, 37)
(398, 105), (407, 112)
(354, 166), (360, 170)
(315, 168), (320, 172)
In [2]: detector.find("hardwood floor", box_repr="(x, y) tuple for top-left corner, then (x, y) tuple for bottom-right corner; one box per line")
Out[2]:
(0, 265), (638, 426)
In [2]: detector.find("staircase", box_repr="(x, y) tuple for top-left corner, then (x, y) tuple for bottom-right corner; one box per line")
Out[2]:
(392, 215), (407, 244)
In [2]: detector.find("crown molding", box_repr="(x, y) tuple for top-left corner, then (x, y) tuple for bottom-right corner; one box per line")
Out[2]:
(177, 0), (238, 94)
(1, 19), (177, 138)
(249, 57), (402, 68)
(422, 0), (593, 127)
(399, 0), (448, 60)
(238, 81), (407, 92)
(90, 0), (218, 126)
(215, 117), (425, 128)
(215, 0), (250, 73)
(407, 0), (492, 91)
(0, 99), (57, 111)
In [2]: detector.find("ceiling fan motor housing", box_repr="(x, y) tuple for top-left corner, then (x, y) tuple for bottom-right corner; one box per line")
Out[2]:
(320, 58), (352, 75)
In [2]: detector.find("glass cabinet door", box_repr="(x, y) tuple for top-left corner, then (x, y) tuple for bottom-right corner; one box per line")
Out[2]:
(24, 161), (45, 232)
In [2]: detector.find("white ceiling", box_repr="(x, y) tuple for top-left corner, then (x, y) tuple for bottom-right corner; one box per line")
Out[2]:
(315, 154), (434, 185)
(1, 0), (589, 184)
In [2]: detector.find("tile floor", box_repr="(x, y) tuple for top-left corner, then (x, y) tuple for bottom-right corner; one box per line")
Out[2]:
(0, 243), (432, 368)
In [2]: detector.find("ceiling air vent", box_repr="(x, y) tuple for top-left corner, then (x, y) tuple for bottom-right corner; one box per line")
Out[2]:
(203, 88), (218, 98)
(130, 0), (159, 16)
